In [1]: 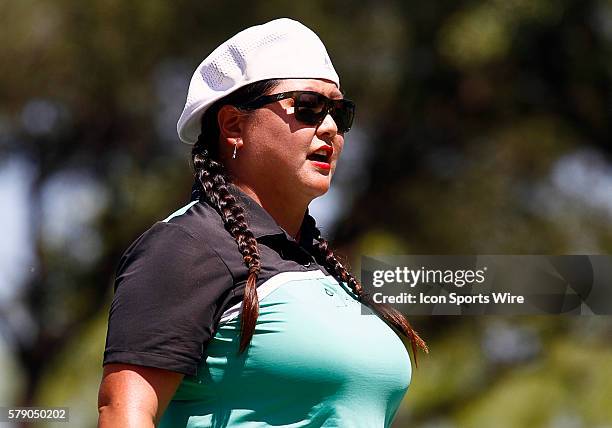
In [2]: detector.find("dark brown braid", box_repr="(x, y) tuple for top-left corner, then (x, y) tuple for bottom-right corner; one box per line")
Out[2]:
(192, 79), (280, 354)
(192, 136), (261, 353)
(192, 79), (428, 364)
(302, 215), (429, 367)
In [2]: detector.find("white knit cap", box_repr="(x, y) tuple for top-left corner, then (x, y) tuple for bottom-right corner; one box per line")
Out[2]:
(176, 18), (340, 144)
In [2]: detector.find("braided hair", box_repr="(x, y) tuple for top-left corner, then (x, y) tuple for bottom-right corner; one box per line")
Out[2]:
(191, 79), (429, 363)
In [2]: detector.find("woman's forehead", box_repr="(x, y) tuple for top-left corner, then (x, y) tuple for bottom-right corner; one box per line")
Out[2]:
(272, 78), (343, 98)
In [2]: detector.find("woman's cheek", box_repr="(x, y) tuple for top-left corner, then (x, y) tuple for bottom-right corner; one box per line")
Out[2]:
(334, 137), (344, 160)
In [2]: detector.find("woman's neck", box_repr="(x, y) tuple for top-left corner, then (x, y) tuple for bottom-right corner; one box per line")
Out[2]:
(233, 182), (309, 239)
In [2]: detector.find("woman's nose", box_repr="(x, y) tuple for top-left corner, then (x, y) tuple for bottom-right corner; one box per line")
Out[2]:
(316, 113), (338, 140)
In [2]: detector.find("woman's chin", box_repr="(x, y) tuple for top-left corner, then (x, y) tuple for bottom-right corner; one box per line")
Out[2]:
(293, 169), (333, 199)
(304, 178), (331, 198)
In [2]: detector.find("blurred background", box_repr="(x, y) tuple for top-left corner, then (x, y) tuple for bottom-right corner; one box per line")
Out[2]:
(1, 0), (612, 427)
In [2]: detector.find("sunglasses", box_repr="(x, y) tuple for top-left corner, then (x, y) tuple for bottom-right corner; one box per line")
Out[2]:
(237, 90), (355, 134)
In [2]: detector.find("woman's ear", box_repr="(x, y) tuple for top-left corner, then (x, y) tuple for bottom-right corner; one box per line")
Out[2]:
(217, 105), (245, 150)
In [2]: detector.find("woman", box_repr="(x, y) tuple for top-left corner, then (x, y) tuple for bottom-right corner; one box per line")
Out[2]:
(98, 18), (427, 428)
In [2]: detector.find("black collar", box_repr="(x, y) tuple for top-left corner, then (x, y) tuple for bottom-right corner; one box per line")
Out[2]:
(228, 184), (285, 239)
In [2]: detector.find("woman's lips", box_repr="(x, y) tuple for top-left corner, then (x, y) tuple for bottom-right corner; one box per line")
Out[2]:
(309, 160), (331, 170)
(307, 145), (333, 171)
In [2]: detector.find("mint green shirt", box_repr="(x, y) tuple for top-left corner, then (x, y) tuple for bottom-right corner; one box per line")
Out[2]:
(158, 270), (411, 427)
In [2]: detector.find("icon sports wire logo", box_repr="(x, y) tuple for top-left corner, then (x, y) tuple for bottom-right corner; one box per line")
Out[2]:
(363, 255), (612, 315)
(372, 266), (488, 288)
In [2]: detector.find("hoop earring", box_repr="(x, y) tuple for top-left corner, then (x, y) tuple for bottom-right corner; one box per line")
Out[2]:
(232, 143), (238, 159)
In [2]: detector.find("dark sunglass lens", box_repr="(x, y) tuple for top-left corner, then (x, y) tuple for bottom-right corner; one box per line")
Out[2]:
(331, 101), (355, 133)
(292, 92), (355, 132)
(297, 93), (324, 108)
(295, 93), (326, 124)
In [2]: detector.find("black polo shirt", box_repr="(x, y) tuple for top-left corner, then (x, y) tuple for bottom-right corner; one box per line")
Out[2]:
(103, 184), (331, 376)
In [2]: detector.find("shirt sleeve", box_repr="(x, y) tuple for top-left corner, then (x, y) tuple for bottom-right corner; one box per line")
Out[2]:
(103, 221), (234, 376)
